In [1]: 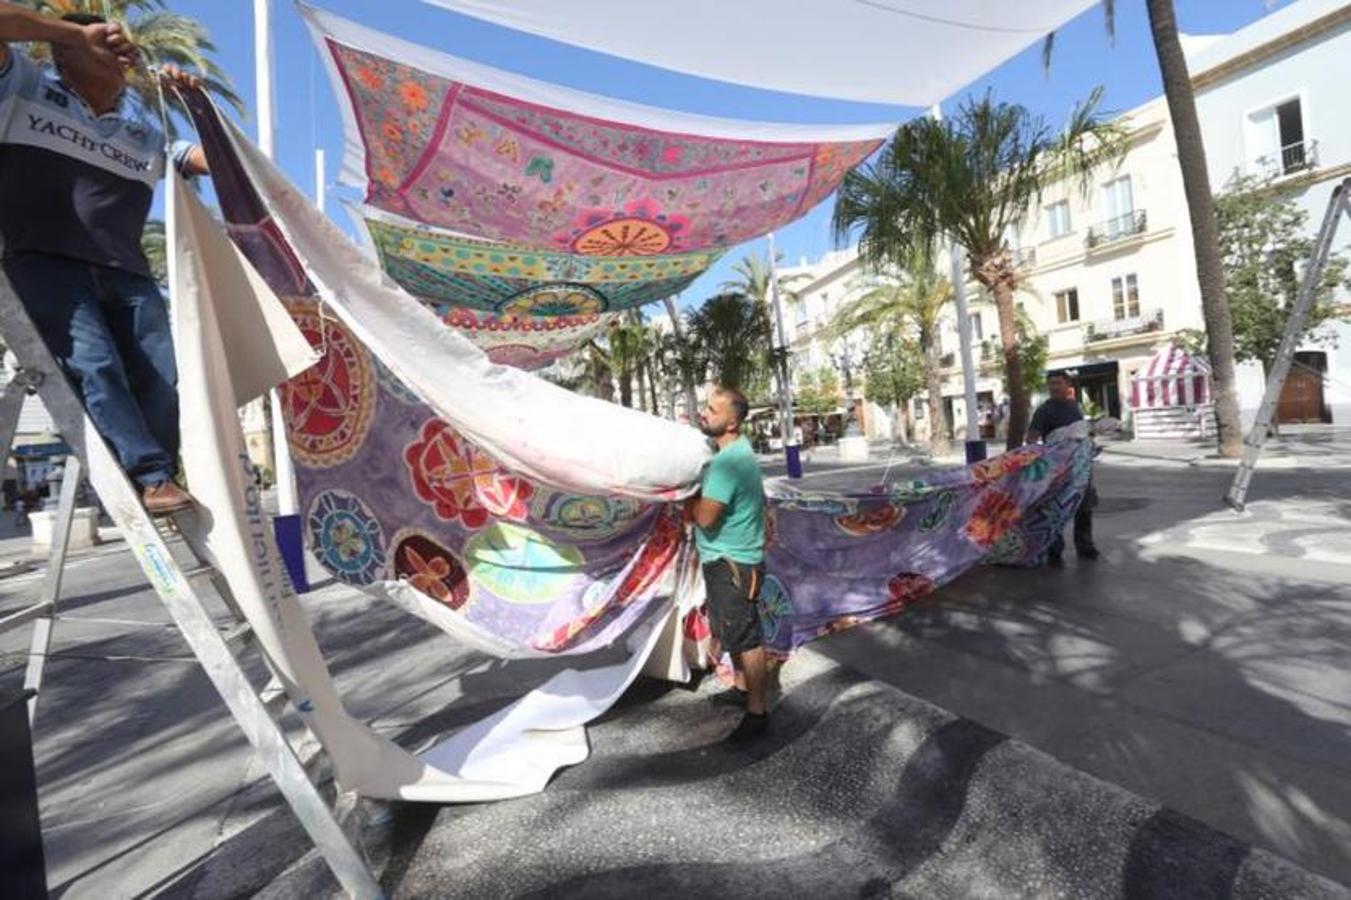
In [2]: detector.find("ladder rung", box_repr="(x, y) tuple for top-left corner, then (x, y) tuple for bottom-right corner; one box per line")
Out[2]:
(261, 682), (289, 715)
(220, 620), (253, 647)
(0, 601), (53, 635)
(179, 564), (217, 583)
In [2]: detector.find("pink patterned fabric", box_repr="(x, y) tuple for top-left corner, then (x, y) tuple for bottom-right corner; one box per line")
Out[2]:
(326, 40), (881, 252)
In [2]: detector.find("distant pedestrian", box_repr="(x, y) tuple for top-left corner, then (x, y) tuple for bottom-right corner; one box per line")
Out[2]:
(1027, 373), (1099, 564)
(686, 385), (771, 742)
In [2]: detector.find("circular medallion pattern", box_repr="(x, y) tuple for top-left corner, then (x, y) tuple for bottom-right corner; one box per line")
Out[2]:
(404, 418), (534, 528)
(390, 528), (470, 609)
(307, 490), (387, 585)
(463, 521), (584, 604)
(281, 302), (376, 468)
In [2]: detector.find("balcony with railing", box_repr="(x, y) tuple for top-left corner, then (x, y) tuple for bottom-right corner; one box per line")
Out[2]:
(1248, 139), (1319, 179)
(1085, 209), (1148, 250)
(1085, 308), (1164, 343)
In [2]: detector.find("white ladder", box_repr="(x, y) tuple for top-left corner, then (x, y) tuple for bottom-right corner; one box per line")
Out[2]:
(0, 270), (382, 898)
(1226, 177), (1351, 510)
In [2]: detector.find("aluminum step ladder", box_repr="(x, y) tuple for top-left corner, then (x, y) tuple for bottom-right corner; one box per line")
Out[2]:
(1226, 177), (1351, 511)
(0, 271), (381, 898)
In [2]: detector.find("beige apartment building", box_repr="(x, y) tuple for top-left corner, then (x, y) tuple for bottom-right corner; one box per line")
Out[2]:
(783, 94), (1203, 443)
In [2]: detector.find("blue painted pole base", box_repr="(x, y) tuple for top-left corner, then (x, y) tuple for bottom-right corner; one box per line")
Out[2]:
(785, 444), (803, 479)
(273, 513), (310, 594)
(965, 440), (988, 464)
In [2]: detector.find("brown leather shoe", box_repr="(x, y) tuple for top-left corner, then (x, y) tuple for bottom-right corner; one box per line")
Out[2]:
(142, 481), (196, 516)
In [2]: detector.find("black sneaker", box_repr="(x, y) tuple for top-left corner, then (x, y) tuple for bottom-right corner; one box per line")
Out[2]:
(1047, 551), (1064, 568)
(726, 711), (769, 743)
(1077, 545), (1101, 561)
(710, 687), (748, 707)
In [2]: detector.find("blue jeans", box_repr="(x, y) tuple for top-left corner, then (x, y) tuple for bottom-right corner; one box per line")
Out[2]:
(3, 253), (178, 487)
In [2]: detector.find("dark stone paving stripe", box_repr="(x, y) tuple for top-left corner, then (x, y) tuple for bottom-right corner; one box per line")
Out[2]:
(522, 718), (1008, 899)
(548, 666), (867, 792)
(1121, 808), (1250, 899)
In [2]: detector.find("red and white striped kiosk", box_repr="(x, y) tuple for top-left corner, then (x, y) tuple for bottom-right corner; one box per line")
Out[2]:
(1129, 345), (1217, 440)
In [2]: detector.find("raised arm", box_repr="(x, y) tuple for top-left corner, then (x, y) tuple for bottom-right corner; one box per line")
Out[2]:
(0, 5), (137, 71)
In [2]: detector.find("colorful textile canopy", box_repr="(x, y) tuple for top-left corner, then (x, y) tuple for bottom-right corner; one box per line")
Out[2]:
(439, 307), (615, 371)
(303, 4), (890, 252)
(423, 0), (1100, 106)
(357, 206), (717, 316)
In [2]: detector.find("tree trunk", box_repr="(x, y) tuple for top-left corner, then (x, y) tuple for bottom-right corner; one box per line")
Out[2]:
(895, 400), (911, 445)
(1147, 0), (1243, 457)
(634, 359), (647, 413)
(663, 296), (698, 422)
(619, 364), (633, 408)
(988, 277), (1027, 448)
(923, 337), (949, 456)
(647, 360), (660, 414)
(590, 343), (614, 403)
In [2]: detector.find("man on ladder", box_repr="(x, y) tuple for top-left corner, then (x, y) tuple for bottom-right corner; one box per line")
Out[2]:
(0, 4), (207, 514)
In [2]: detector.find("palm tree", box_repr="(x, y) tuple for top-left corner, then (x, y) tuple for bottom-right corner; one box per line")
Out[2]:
(829, 250), (952, 454)
(1143, 0), (1242, 456)
(687, 292), (772, 392)
(1042, 0), (1243, 457)
(720, 252), (809, 311)
(833, 89), (1123, 448)
(18, 0), (243, 138)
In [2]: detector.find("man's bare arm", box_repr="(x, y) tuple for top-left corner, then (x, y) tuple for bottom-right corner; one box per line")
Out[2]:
(0, 6), (138, 71)
(684, 493), (725, 530)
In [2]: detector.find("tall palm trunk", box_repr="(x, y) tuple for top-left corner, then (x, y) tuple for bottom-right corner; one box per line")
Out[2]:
(618, 364), (633, 408)
(646, 359), (660, 413)
(989, 277), (1028, 448)
(1147, 0), (1243, 457)
(663, 295), (697, 421)
(922, 331), (949, 455)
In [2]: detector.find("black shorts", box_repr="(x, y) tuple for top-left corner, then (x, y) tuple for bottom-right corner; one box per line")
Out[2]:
(703, 558), (764, 654)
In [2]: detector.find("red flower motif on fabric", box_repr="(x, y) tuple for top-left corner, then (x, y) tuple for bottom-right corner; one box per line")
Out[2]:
(882, 572), (935, 614)
(964, 490), (1021, 548)
(970, 448), (1040, 485)
(404, 418), (533, 528)
(834, 503), (904, 536)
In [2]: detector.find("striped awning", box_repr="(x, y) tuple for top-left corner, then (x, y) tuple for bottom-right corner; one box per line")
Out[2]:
(1129, 345), (1211, 410)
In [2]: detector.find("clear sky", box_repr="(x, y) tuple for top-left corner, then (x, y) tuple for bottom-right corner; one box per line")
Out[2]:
(167, 0), (1285, 313)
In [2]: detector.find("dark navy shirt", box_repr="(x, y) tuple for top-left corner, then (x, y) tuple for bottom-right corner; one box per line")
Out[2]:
(1029, 398), (1084, 440)
(0, 49), (193, 277)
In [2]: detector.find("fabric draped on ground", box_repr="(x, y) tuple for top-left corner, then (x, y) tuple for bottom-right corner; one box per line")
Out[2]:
(175, 87), (1089, 801)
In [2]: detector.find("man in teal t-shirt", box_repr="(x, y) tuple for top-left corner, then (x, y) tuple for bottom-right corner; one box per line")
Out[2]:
(686, 385), (769, 742)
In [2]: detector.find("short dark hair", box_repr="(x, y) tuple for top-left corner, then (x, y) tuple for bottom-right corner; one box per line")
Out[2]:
(61, 13), (108, 26)
(717, 386), (749, 426)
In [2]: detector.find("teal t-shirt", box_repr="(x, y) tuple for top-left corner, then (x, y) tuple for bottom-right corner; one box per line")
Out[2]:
(694, 436), (766, 564)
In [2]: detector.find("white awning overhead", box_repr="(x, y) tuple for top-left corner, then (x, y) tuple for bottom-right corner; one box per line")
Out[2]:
(424, 0), (1101, 106)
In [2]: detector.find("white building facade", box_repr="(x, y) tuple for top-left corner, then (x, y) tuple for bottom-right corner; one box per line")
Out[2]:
(1186, 0), (1351, 426)
(784, 0), (1351, 442)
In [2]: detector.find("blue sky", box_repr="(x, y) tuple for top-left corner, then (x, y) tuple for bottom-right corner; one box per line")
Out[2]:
(168, 0), (1283, 312)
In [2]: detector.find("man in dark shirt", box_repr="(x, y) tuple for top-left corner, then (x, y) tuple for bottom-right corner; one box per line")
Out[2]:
(0, 7), (208, 514)
(1027, 372), (1099, 564)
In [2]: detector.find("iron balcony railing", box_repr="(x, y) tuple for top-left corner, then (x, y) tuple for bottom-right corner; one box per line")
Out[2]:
(1085, 308), (1164, 343)
(1249, 139), (1319, 178)
(1085, 209), (1148, 249)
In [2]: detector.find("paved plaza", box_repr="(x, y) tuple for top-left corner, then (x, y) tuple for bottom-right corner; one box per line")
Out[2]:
(1, 430), (1349, 897)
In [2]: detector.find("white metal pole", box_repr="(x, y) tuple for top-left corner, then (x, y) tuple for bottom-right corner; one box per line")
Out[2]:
(950, 246), (981, 451)
(255, 0), (298, 515)
(930, 104), (984, 461)
(766, 233), (800, 476)
(314, 148), (326, 215)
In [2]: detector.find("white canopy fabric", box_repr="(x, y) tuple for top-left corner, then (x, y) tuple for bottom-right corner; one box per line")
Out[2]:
(423, 0), (1100, 106)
